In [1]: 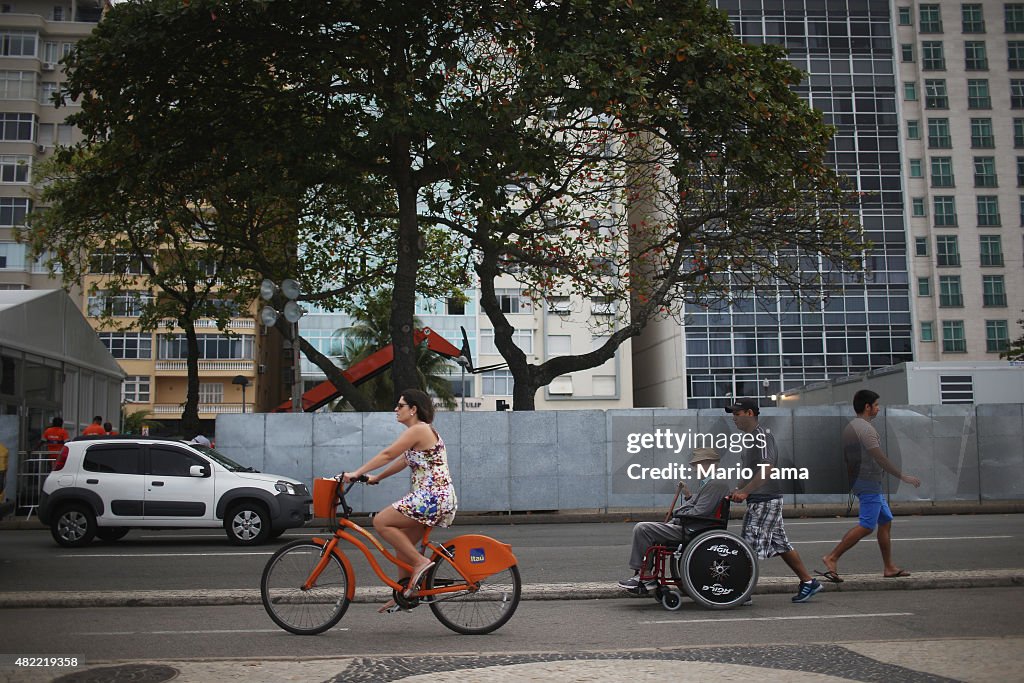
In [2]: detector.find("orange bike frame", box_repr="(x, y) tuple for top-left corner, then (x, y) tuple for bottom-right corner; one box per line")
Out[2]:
(304, 518), (477, 598)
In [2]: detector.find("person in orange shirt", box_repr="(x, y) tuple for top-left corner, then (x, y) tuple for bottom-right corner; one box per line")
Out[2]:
(82, 416), (106, 436)
(40, 417), (70, 457)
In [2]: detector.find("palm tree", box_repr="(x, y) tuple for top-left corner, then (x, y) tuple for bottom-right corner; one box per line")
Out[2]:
(333, 291), (458, 411)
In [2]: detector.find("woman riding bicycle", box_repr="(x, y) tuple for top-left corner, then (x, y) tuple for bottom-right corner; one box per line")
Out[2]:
(340, 388), (457, 609)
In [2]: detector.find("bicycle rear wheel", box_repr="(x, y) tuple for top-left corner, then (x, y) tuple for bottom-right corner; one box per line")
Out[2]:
(426, 561), (521, 635)
(261, 540), (351, 635)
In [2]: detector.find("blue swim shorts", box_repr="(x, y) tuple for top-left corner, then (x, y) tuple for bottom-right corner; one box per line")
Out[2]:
(857, 492), (894, 531)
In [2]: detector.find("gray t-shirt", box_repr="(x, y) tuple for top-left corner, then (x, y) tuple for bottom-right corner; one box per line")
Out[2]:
(844, 416), (883, 493)
(740, 424), (783, 502)
(673, 478), (731, 519)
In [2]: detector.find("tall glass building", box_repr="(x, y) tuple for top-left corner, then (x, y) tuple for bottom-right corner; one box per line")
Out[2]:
(640, 0), (915, 409)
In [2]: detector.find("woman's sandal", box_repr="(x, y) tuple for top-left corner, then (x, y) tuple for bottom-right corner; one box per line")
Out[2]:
(378, 599), (401, 614)
(814, 569), (844, 583)
(403, 561), (435, 598)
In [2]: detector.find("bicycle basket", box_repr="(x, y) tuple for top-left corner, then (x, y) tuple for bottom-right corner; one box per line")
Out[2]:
(313, 477), (341, 518)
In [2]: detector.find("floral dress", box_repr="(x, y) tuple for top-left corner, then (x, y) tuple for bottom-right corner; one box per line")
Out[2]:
(392, 428), (457, 527)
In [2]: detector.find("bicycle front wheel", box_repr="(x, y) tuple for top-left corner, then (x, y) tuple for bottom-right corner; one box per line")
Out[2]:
(261, 540), (351, 635)
(427, 561), (521, 635)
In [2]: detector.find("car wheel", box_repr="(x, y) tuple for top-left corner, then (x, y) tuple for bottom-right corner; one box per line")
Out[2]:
(225, 503), (271, 545)
(96, 527), (130, 542)
(51, 504), (97, 547)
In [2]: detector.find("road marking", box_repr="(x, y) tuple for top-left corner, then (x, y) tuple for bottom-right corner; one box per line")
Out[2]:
(78, 628), (346, 635)
(791, 535), (1012, 544)
(641, 612), (913, 625)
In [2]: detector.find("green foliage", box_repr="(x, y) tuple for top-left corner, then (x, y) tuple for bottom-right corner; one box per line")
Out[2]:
(120, 409), (164, 436)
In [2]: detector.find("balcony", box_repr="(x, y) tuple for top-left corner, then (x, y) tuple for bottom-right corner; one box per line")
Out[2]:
(153, 403), (255, 416)
(155, 360), (255, 374)
(158, 318), (256, 330)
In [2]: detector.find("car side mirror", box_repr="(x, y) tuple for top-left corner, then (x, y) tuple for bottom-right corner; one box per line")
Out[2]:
(190, 465), (210, 478)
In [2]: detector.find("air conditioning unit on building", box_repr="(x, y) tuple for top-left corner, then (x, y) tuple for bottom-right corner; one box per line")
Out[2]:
(36, 145), (47, 154)
(258, 363), (266, 374)
(42, 62), (56, 71)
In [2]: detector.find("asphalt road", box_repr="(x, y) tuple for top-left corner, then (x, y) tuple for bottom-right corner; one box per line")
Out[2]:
(0, 513), (1021, 592)
(0, 588), (1021, 662)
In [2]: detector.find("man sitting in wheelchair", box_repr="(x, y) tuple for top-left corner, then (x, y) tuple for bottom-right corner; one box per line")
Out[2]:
(618, 448), (729, 594)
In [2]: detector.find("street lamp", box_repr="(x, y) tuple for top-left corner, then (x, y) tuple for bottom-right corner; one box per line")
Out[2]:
(260, 279), (305, 413)
(232, 375), (250, 413)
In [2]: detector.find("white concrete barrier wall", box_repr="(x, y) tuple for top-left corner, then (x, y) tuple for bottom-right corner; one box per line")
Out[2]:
(215, 404), (1024, 513)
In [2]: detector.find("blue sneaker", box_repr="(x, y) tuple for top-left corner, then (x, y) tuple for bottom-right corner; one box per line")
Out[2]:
(792, 578), (822, 603)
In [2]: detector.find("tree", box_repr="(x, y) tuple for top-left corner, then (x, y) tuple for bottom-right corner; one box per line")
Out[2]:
(429, 1), (863, 408)
(1001, 313), (1024, 361)
(333, 291), (457, 411)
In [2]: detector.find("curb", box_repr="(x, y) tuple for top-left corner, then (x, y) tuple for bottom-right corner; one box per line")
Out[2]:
(4, 501), (1023, 530)
(1, 570), (1020, 609)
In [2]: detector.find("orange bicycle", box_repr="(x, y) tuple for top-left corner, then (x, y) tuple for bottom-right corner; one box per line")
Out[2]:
(261, 477), (521, 635)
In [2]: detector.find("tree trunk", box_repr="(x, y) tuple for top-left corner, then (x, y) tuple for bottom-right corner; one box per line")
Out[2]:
(389, 161), (421, 402)
(181, 318), (202, 438)
(475, 254), (536, 410)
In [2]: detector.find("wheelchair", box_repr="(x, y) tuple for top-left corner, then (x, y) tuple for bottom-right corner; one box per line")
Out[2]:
(637, 496), (759, 610)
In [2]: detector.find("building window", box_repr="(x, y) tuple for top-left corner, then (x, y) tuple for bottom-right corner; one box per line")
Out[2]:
(903, 82), (918, 101)
(936, 236), (960, 266)
(942, 321), (967, 353)
(917, 277), (932, 296)
(1020, 195), (1024, 224)
(199, 382), (224, 404)
(1012, 79), (1024, 107)
(157, 334), (254, 359)
(977, 195), (1001, 225)
(967, 79), (991, 109)
(0, 241), (26, 271)
(979, 235), (1004, 266)
(919, 4), (943, 33)
(912, 197), (927, 216)
(901, 44), (915, 62)
(922, 41), (946, 70)
(494, 288), (528, 314)
(1009, 4), (1024, 32)
(962, 4), (986, 33)
(0, 30), (36, 57)
(122, 376), (151, 404)
(974, 156), (998, 187)
(985, 320), (1010, 352)
(482, 369), (514, 396)
(0, 112), (33, 141)
(921, 321), (935, 342)
(983, 275), (1007, 306)
(0, 155), (30, 183)
(907, 120), (921, 139)
(964, 41), (988, 70)
(1018, 157), (1024, 186)
(445, 297), (465, 315)
(98, 332), (152, 359)
(89, 252), (148, 275)
(1016, 119), (1024, 147)
(915, 236), (929, 256)
(1011, 41), (1024, 69)
(0, 197), (29, 226)
(547, 334), (571, 357)
(909, 159), (923, 177)
(934, 196), (958, 226)
(970, 119), (995, 148)
(927, 118), (951, 148)
(480, 328), (533, 355)
(939, 275), (963, 307)
(898, 6), (913, 25)
(0, 70), (35, 100)
(931, 157), (955, 187)
(924, 79), (948, 108)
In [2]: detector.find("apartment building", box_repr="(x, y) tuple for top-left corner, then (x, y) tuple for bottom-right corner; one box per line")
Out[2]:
(1, 1), (280, 432)
(897, 1), (1024, 359)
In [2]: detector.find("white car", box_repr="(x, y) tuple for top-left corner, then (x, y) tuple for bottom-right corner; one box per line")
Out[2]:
(38, 437), (311, 547)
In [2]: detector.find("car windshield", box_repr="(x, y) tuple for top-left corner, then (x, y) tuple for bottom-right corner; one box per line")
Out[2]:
(191, 445), (259, 473)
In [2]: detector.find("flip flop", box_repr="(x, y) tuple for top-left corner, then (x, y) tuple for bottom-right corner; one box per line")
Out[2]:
(814, 569), (844, 584)
(403, 561), (435, 597)
(884, 569), (911, 578)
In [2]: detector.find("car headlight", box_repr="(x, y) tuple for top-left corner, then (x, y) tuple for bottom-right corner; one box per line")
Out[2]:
(275, 481), (297, 495)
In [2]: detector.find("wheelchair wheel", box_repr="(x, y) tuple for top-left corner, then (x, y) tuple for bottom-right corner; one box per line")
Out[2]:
(660, 589), (684, 611)
(673, 530), (757, 610)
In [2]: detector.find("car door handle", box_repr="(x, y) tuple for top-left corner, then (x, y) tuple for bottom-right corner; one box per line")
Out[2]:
(86, 479), (98, 485)
(151, 481), (164, 487)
